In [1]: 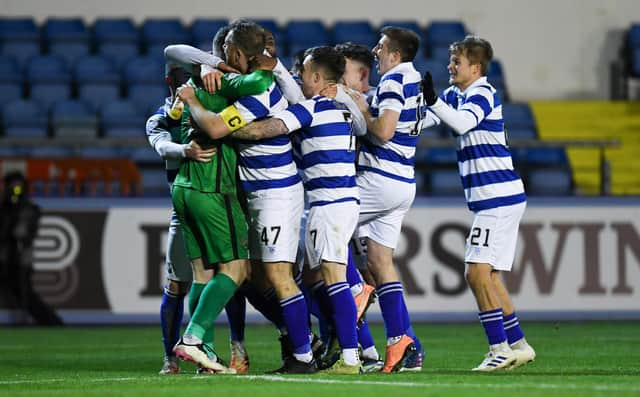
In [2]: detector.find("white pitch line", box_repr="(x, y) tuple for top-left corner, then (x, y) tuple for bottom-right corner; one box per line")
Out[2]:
(0, 374), (638, 393)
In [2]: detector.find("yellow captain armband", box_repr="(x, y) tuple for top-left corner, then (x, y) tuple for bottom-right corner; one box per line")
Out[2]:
(219, 105), (247, 132)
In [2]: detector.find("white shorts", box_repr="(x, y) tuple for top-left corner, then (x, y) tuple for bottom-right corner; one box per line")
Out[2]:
(247, 184), (304, 263)
(305, 200), (359, 269)
(356, 171), (416, 249)
(464, 202), (526, 271)
(166, 211), (193, 283)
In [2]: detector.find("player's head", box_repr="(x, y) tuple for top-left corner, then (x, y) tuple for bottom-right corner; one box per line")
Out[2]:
(374, 26), (419, 75)
(224, 21), (266, 73)
(335, 42), (374, 93)
(300, 46), (345, 99)
(212, 25), (233, 58)
(448, 35), (493, 90)
(263, 28), (277, 57)
(165, 67), (191, 100)
(290, 48), (308, 77)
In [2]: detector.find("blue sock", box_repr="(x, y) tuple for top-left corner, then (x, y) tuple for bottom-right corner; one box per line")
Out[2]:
(346, 247), (362, 287)
(357, 319), (375, 350)
(311, 280), (334, 321)
(479, 308), (507, 345)
(327, 282), (358, 349)
(376, 282), (405, 339)
(400, 299), (422, 352)
(160, 289), (184, 358)
(280, 293), (312, 354)
(243, 284), (286, 330)
(224, 290), (246, 342)
(503, 312), (525, 344)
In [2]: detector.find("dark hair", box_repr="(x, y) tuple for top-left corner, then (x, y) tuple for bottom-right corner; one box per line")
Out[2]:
(334, 42), (374, 70)
(380, 26), (420, 62)
(305, 46), (345, 82)
(212, 25), (232, 57)
(227, 21), (265, 59)
(449, 35), (493, 75)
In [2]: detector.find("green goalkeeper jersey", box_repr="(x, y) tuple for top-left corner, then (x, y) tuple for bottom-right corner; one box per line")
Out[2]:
(172, 70), (274, 194)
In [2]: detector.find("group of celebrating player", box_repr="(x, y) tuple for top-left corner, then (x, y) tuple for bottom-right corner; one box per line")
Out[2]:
(145, 18), (536, 375)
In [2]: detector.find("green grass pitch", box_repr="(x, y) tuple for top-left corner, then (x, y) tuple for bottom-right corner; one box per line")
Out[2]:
(0, 321), (638, 397)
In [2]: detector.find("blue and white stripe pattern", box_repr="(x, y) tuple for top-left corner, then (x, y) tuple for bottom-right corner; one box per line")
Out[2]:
(279, 292), (306, 308)
(326, 282), (351, 297)
(375, 281), (404, 298)
(358, 62), (425, 184)
(440, 77), (526, 212)
(234, 81), (301, 193)
(478, 308), (507, 345)
(276, 96), (358, 208)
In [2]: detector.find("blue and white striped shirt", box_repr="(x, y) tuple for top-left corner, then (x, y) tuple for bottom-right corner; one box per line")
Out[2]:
(358, 62), (425, 184)
(438, 77), (526, 212)
(275, 95), (359, 208)
(234, 81), (302, 194)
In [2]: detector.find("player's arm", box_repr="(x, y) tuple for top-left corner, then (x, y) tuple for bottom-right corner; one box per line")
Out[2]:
(219, 70), (275, 99)
(164, 44), (224, 73)
(349, 81), (401, 143)
(335, 85), (367, 137)
(178, 85), (247, 140)
(422, 71), (486, 135)
(232, 100), (313, 140)
(146, 107), (216, 162)
(231, 118), (288, 140)
(272, 58), (305, 104)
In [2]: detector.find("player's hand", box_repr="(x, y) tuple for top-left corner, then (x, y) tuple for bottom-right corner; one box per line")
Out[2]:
(252, 54), (277, 71)
(421, 71), (438, 106)
(347, 89), (368, 113)
(177, 84), (196, 105)
(184, 140), (217, 162)
(320, 83), (338, 99)
(201, 68), (223, 94)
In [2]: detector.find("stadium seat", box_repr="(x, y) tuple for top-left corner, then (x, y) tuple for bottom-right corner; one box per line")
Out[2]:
(426, 147), (458, 165)
(286, 20), (330, 49)
(100, 99), (147, 138)
(43, 18), (90, 67)
(425, 21), (466, 54)
(50, 99), (99, 138)
(632, 47), (640, 77)
(525, 148), (568, 166)
(0, 18), (40, 68)
(139, 167), (169, 196)
(191, 18), (228, 51)
(252, 18), (285, 54)
(26, 55), (73, 110)
(2, 99), (48, 138)
(0, 146), (28, 157)
(628, 24), (640, 49)
(0, 55), (24, 100)
(75, 56), (121, 110)
(93, 18), (139, 47)
(430, 46), (451, 62)
(527, 168), (572, 196)
(141, 19), (190, 55)
(77, 147), (122, 158)
(130, 147), (160, 163)
(128, 83), (168, 116)
(506, 127), (537, 140)
(28, 146), (74, 158)
(123, 55), (165, 85)
(502, 103), (535, 129)
(429, 169), (463, 196)
(333, 20), (376, 47)
(420, 58), (449, 85)
(98, 42), (139, 71)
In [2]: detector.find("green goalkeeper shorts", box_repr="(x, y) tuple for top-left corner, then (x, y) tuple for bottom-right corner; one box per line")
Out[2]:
(172, 185), (249, 266)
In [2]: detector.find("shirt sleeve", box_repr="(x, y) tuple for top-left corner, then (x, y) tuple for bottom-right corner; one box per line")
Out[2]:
(273, 100), (315, 133)
(272, 58), (305, 104)
(145, 111), (186, 159)
(376, 74), (405, 114)
(334, 86), (366, 137)
(219, 70), (274, 99)
(164, 44), (223, 74)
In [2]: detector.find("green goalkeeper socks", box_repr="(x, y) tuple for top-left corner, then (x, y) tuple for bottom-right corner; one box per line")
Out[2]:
(185, 273), (238, 346)
(187, 282), (213, 350)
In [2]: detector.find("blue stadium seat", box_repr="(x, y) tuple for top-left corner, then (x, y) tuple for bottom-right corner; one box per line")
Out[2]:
(506, 127), (536, 140)
(333, 20), (376, 47)
(26, 55), (72, 110)
(139, 167), (170, 196)
(50, 99), (99, 138)
(525, 148), (568, 166)
(128, 83), (168, 116)
(123, 56), (165, 85)
(28, 146), (74, 158)
(93, 18), (139, 47)
(2, 99), (48, 138)
(527, 169), (572, 196)
(98, 42), (139, 71)
(77, 147), (122, 158)
(379, 20), (423, 38)
(502, 103), (535, 129)
(487, 60), (504, 81)
(420, 58), (449, 85)
(100, 99), (146, 138)
(286, 20), (329, 49)
(252, 18), (285, 53)
(0, 146), (28, 157)
(131, 147), (160, 163)
(430, 46), (451, 62)
(628, 24), (640, 49)
(75, 56), (121, 110)
(191, 18), (228, 50)
(0, 18), (40, 67)
(425, 21), (466, 54)
(43, 18), (90, 67)
(429, 169), (463, 196)
(141, 19), (190, 54)
(632, 47), (640, 77)
(0, 55), (24, 100)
